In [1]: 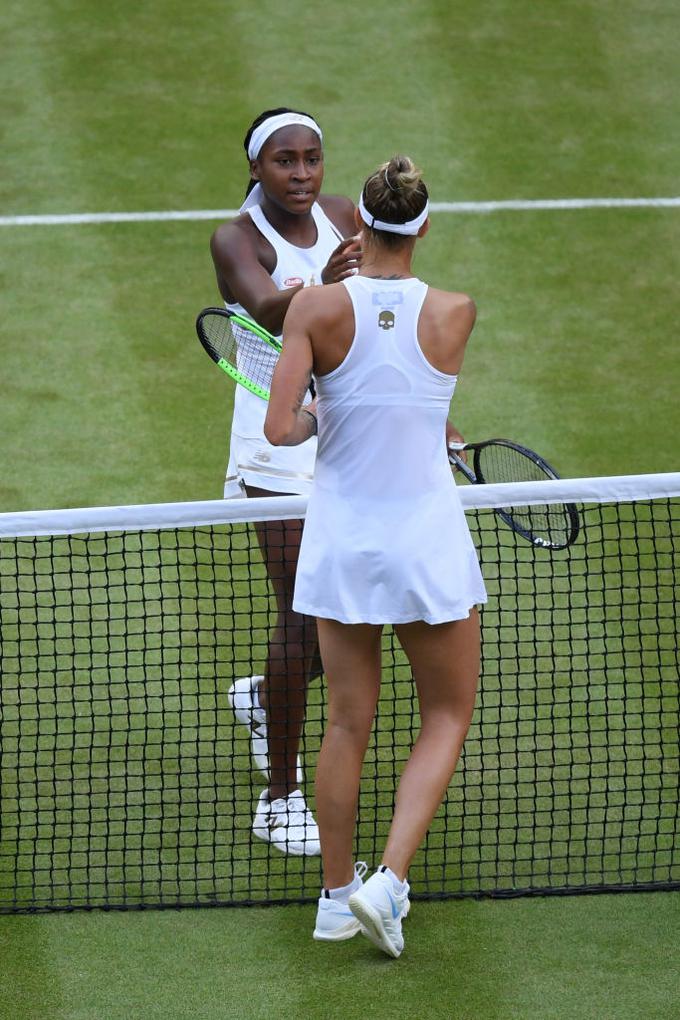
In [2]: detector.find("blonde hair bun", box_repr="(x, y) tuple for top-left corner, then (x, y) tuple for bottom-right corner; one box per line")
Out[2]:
(360, 156), (429, 245)
(383, 155), (423, 194)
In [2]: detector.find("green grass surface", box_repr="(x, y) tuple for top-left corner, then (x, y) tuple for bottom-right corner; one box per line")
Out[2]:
(1, 0), (679, 1015)
(1, 894), (679, 1020)
(1, 2), (680, 512)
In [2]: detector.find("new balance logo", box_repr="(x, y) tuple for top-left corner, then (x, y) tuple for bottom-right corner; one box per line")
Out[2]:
(267, 814), (287, 830)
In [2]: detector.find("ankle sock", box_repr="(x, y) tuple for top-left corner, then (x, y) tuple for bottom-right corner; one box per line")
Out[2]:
(379, 864), (406, 894)
(324, 870), (362, 902)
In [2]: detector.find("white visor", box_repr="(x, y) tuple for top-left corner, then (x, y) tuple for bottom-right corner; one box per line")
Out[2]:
(358, 193), (429, 236)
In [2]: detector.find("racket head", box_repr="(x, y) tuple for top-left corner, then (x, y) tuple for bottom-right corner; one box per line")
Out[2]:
(196, 308), (282, 400)
(472, 439), (580, 549)
(451, 439), (580, 550)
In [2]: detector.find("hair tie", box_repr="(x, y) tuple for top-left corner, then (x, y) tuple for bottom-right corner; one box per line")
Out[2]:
(383, 167), (399, 193)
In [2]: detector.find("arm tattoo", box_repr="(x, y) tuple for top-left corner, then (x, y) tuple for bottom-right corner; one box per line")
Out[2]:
(291, 369), (313, 415)
(301, 409), (318, 437)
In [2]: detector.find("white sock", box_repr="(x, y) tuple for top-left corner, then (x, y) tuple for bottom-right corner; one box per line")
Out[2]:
(324, 871), (362, 903)
(379, 865), (406, 894)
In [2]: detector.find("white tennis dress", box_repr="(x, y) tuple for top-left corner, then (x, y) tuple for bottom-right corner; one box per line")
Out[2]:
(293, 275), (487, 625)
(224, 202), (343, 498)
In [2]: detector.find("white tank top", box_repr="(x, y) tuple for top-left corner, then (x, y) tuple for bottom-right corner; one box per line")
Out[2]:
(293, 274), (487, 624)
(314, 275), (458, 503)
(227, 202), (343, 438)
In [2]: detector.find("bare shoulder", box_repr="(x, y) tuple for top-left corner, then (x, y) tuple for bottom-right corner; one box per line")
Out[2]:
(416, 288), (477, 374)
(317, 194), (356, 237)
(210, 214), (258, 261)
(422, 287), (476, 337)
(210, 213), (277, 292)
(427, 287), (476, 320)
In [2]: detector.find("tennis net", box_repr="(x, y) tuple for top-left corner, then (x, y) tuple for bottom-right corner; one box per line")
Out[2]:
(0, 473), (678, 912)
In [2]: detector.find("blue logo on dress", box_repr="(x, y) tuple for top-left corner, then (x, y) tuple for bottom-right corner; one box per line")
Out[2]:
(372, 291), (403, 307)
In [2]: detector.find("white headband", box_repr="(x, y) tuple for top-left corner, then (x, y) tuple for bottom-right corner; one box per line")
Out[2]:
(358, 192), (429, 236)
(240, 113), (323, 214)
(247, 112), (323, 161)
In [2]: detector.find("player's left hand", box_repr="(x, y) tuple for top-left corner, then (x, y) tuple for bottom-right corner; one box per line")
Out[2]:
(446, 421), (467, 465)
(321, 236), (363, 284)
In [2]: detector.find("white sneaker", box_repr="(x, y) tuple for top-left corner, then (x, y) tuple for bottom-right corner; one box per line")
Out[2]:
(228, 675), (302, 785)
(252, 789), (321, 856)
(313, 862), (369, 942)
(348, 869), (411, 958)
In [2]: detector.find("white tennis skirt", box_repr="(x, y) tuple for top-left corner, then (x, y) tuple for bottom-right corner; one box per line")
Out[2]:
(293, 487), (488, 625)
(224, 433), (317, 498)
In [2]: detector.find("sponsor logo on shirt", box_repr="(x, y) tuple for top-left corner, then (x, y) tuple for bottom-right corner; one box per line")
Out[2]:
(372, 291), (404, 307)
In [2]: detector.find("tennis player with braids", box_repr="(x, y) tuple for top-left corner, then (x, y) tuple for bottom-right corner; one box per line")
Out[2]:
(210, 108), (360, 856)
(265, 156), (487, 957)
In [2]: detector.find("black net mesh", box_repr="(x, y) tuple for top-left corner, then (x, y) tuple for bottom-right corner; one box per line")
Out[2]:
(0, 493), (678, 912)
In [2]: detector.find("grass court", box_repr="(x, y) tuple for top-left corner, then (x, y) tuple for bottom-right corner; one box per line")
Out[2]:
(1, 1), (679, 1017)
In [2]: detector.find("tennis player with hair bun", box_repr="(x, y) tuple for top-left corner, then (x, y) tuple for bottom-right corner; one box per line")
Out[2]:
(211, 108), (361, 857)
(265, 155), (487, 957)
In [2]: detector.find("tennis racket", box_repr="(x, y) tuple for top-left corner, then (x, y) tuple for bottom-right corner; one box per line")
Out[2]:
(196, 307), (315, 402)
(448, 438), (580, 550)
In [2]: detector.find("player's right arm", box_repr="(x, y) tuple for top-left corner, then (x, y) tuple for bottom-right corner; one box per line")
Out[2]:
(210, 219), (300, 335)
(210, 215), (362, 335)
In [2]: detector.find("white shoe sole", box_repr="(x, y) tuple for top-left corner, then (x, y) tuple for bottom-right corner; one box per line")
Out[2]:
(228, 683), (266, 731)
(313, 918), (362, 942)
(229, 682), (303, 785)
(250, 756), (304, 788)
(348, 894), (402, 958)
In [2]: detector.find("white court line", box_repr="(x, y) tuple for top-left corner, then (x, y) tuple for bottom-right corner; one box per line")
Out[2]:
(1, 196), (680, 227)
